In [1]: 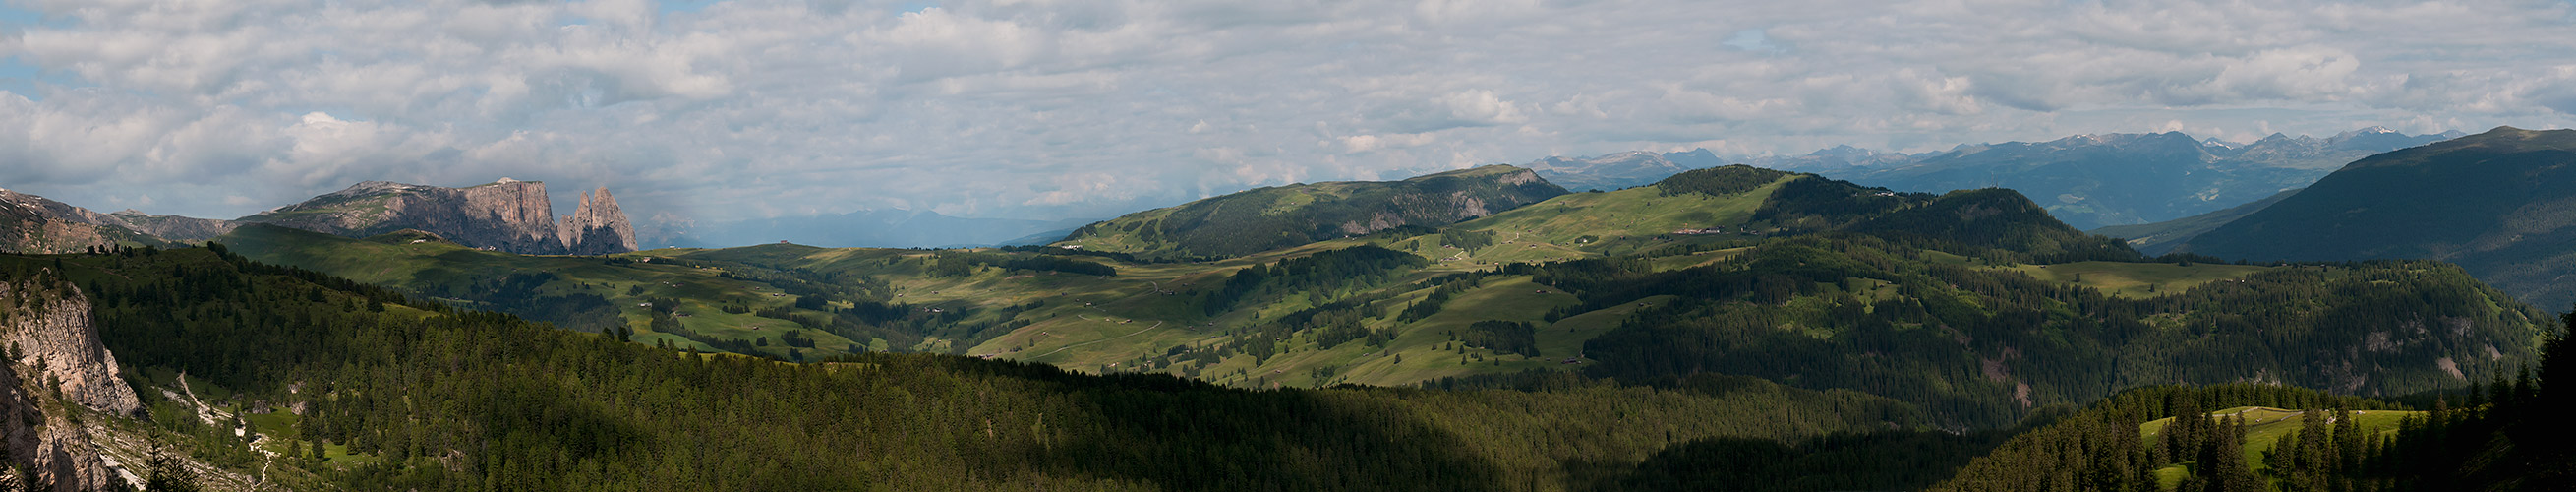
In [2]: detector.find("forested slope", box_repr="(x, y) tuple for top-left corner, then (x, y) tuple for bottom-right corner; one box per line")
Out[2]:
(2181, 126), (2576, 310)
(1933, 320), (2571, 491)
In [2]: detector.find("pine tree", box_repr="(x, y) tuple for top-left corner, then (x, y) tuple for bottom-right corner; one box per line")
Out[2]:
(2197, 414), (2259, 492)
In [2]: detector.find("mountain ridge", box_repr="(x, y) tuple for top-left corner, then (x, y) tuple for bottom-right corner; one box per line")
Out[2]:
(1054, 164), (1568, 259)
(0, 189), (171, 254)
(238, 178), (639, 256)
(2178, 125), (2576, 309)
(1514, 128), (2457, 231)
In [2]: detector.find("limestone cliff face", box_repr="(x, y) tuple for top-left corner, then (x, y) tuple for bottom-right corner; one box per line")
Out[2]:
(558, 187), (639, 255)
(243, 179), (638, 255)
(0, 280), (142, 417)
(0, 276), (140, 491)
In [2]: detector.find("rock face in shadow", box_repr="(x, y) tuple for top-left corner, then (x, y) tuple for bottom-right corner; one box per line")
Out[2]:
(0, 275), (142, 491)
(241, 179), (638, 255)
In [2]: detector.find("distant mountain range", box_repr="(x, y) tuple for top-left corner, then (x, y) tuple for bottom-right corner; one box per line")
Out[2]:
(1845, 127), (2457, 230)
(1521, 149), (1727, 192)
(1517, 127), (2461, 231)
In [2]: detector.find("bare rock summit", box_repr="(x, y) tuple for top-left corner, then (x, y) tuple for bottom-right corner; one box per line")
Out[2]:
(559, 187), (640, 255)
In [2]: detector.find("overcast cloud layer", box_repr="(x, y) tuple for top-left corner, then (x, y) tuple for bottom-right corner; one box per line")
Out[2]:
(2, 0), (2573, 224)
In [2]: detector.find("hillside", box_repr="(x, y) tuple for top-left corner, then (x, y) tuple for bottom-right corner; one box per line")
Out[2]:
(1928, 385), (2411, 491)
(1558, 235), (2542, 428)
(1432, 165), (2133, 264)
(1052, 165), (1568, 259)
(2090, 187), (2300, 255)
(2180, 126), (2576, 310)
(1935, 321), (2573, 491)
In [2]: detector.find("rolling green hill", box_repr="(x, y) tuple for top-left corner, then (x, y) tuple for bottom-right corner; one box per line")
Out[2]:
(1052, 164), (1567, 259)
(1408, 165), (2132, 264)
(2180, 126), (2576, 310)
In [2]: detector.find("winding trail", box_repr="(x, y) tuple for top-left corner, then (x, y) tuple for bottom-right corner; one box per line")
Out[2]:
(1036, 321), (1163, 359)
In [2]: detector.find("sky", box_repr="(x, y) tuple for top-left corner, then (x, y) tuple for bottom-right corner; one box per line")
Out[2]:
(1, 0), (2573, 227)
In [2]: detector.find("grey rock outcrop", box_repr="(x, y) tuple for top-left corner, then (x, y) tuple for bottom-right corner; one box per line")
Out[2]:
(0, 275), (141, 491)
(559, 187), (639, 255)
(0, 279), (142, 416)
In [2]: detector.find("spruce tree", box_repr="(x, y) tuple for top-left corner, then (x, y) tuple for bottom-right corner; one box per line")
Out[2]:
(145, 444), (200, 492)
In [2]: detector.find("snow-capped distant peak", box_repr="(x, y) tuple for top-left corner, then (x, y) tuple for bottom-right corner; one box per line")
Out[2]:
(2329, 126), (2401, 142)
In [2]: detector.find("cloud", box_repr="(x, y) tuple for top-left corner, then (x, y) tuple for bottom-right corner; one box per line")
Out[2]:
(0, 0), (2568, 226)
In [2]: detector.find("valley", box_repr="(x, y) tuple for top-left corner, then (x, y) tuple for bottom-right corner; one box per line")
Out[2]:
(0, 154), (2559, 490)
(10, 2), (2573, 489)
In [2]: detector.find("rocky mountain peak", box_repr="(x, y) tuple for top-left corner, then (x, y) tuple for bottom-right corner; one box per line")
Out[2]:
(560, 187), (640, 255)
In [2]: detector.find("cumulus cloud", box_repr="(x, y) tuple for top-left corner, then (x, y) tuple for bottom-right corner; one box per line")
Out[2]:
(0, 0), (2569, 225)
